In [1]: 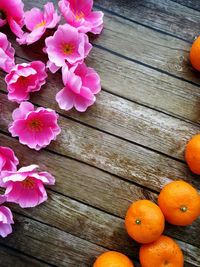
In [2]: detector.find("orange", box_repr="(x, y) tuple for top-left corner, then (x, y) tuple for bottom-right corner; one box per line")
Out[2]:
(185, 134), (200, 174)
(190, 36), (200, 71)
(125, 200), (165, 244)
(93, 251), (134, 267)
(139, 235), (184, 267)
(158, 181), (200, 226)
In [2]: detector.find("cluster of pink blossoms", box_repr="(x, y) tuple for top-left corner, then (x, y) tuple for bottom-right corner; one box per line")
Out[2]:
(0, 0), (103, 150)
(0, 0), (103, 237)
(0, 147), (55, 237)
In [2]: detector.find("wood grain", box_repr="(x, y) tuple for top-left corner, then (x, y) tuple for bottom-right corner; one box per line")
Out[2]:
(0, 133), (199, 251)
(0, 135), (199, 265)
(30, 79), (200, 161)
(1, 93), (200, 194)
(22, 0), (200, 43)
(3, 27), (200, 126)
(4, 191), (200, 266)
(92, 11), (200, 84)
(0, 0), (200, 265)
(0, 245), (50, 267)
(172, 0), (200, 11)
(94, 0), (200, 42)
(0, 214), (108, 267)
(4, 1), (200, 87)
(2, 57), (200, 164)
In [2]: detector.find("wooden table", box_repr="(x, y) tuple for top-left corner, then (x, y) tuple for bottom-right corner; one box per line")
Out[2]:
(0, 0), (200, 266)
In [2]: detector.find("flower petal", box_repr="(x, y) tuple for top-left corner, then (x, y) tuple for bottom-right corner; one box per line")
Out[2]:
(18, 187), (39, 208)
(24, 8), (44, 31)
(56, 87), (75, 111)
(12, 102), (34, 121)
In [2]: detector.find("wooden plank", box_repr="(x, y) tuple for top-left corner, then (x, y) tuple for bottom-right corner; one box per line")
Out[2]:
(94, 0), (200, 42)
(30, 81), (200, 162)
(1, 93), (199, 192)
(0, 133), (199, 250)
(175, 240), (200, 267)
(21, 0), (200, 84)
(4, 190), (199, 266)
(8, 191), (141, 259)
(0, 214), (108, 267)
(22, 0), (200, 44)
(0, 1), (198, 264)
(0, 244), (51, 267)
(91, 12), (199, 84)
(2, 56), (200, 163)
(172, 0), (200, 11)
(3, 28), (200, 126)
(0, 143), (198, 265)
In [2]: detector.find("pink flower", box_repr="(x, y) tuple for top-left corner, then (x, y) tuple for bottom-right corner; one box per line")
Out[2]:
(44, 24), (92, 72)
(0, 165), (55, 208)
(0, 146), (19, 177)
(5, 61), (48, 103)
(56, 62), (101, 112)
(0, 195), (14, 237)
(0, 32), (15, 73)
(0, 0), (24, 37)
(58, 0), (103, 34)
(8, 102), (61, 150)
(17, 2), (60, 45)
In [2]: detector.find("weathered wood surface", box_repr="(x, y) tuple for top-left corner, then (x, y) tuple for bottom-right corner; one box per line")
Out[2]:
(0, 244), (50, 267)
(94, 0), (200, 43)
(24, 0), (200, 43)
(1, 56), (200, 163)
(0, 137), (199, 266)
(0, 0), (200, 266)
(0, 214), (109, 267)
(172, 0), (200, 12)
(1, 93), (200, 194)
(0, 132), (199, 249)
(3, 24), (200, 125)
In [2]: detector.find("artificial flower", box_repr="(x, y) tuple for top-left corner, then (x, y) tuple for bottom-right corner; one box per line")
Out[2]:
(56, 62), (101, 112)
(58, 0), (104, 34)
(0, 165), (55, 208)
(5, 61), (48, 103)
(0, 0), (24, 37)
(44, 24), (92, 72)
(17, 2), (60, 45)
(0, 194), (14, 237)
(8, 102), (61, 150)
(0, 146), (19, 177)
(0, 32), (15, 73)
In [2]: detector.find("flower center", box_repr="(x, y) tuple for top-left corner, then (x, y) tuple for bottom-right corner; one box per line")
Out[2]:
(60, 41), (75, 56)
(73, 10), (84, 21)
(0, 9), (6, 20)
(35, 19), (46, 29)
(19, 76), (28, 85)
(22, 177), (35, 190)
(27, 118), (43, 132)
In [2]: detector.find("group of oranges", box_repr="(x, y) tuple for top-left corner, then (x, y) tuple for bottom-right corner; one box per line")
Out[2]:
(93, 39), (200, 267)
